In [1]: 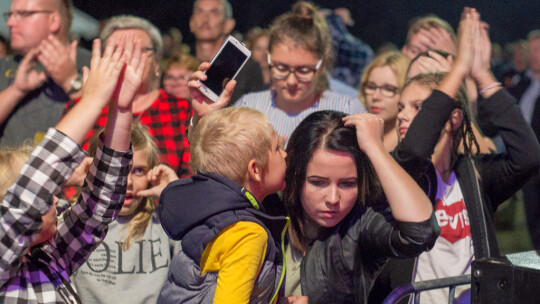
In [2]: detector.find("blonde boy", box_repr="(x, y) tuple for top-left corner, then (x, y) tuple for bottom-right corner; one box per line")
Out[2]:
(157, 107), (289, 304)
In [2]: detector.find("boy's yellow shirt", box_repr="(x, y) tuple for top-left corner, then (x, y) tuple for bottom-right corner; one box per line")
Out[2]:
(200, 221), (268, 304)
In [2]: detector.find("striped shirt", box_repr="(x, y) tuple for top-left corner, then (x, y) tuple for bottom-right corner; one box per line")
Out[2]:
(236, 90), (366, 146)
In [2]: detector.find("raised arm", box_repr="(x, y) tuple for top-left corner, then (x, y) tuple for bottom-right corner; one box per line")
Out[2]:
(343, 113), (433, 222)
(0, 37), (127, 286)
(50, 34), (148, 273)
(469, 16), (540, 207)
(55, 38), (126, 145)
(437, 7), (477, 99)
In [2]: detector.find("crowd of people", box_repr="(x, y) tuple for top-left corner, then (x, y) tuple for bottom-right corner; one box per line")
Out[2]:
(0, 0), (539, 303)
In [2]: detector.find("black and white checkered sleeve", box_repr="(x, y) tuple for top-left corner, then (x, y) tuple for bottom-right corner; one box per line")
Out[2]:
(47, 136), (132, 274)
(0, 128), (86, 286)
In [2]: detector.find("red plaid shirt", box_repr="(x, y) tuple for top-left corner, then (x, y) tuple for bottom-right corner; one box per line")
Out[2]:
(64, 89), (192, 178)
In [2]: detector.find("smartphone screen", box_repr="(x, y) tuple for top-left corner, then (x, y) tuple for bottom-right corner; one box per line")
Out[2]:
(201, 41), (249, 96)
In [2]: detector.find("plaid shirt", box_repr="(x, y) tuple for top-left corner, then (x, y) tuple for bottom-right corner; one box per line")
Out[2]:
(64, 89), (192, 178)
(0, 128), (132, 303)
(326, 13), (374, 88)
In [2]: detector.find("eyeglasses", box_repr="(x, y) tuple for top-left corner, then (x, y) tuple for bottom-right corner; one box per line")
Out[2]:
(163, 74), (191, 82)
(362, 83), (399, 98)
(142, 47), (155, 56)
(267, 54), (322, 82)
(3, 10), (53, 22)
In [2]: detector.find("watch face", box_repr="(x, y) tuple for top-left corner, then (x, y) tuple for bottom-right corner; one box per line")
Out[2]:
(71, 75), (83, 91)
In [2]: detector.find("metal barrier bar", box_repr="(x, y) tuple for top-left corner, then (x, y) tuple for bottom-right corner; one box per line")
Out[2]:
(382, 275), (471, 304)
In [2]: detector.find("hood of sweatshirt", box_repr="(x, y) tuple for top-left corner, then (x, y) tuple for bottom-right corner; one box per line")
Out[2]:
(157, 172), (262, 240)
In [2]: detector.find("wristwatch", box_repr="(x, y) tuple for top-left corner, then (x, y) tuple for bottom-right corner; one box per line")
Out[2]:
(67, 73), (83, 95)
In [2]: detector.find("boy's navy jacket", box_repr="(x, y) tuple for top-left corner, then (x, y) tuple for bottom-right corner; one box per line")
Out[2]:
(156, 172), (288, 303)
(158, 172), (255, 239)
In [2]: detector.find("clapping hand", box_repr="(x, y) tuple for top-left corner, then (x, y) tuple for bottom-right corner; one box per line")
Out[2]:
(37, 35), (78, 94)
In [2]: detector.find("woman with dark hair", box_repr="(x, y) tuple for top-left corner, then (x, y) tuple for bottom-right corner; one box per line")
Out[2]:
(282, 110), (439, 303)
(186, 82), (438, 303)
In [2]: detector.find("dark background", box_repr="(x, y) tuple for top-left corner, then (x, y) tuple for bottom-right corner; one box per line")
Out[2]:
(73, 0), (540, 50)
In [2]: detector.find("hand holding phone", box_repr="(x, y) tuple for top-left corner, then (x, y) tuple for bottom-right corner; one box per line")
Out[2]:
(197, 35), (251, 102)
(188, 62), (236, 127)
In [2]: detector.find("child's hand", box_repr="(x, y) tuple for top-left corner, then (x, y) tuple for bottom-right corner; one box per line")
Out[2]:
(188, 62), (236, 126)
(342, 113), (385, 154)
(64, 157), (92, 188)
(114, 34), (148, 111)
(81, 38), (126, 109)
(136, 164), (179, 198)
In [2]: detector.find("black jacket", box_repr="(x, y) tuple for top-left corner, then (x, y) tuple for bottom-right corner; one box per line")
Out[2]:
(300, 200), (440, 304)
(394, 89), (540, 258)
(369, 89), (540, 303)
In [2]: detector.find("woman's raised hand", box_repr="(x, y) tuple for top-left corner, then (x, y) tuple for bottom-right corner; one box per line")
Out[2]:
(342, 113), (385, 155)
(454, 7), (479, 77)
(188, 62), (236, 126)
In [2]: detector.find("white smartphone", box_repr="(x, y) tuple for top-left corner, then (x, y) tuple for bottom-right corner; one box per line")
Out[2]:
(198, 35), (251, 102)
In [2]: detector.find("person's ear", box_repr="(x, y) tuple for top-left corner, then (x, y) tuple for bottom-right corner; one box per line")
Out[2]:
(402, 45), (409, 54)
(224, 18), (236, 35)
(247, 158), (262, 183)
(49, 11), (61, 34)
(189, 17), (195, 34)
(451, 109), (464, 131)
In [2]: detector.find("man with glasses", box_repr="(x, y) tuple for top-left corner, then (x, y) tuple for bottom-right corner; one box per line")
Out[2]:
(189, 0), (264, 105)
(0, 0), (91, 147)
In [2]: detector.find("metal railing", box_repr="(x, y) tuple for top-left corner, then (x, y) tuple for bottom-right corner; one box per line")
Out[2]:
(382, 275), (471, 304)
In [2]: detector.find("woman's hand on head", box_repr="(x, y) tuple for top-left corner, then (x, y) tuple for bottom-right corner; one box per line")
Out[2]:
(188, 62), (236, 126)
(136, 164), (179, 198)
(342, 113), (385, 155)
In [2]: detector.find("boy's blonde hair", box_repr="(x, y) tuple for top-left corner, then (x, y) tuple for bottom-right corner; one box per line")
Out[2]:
(190, 107), (275, 185)
(0, 143), (34, 200)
